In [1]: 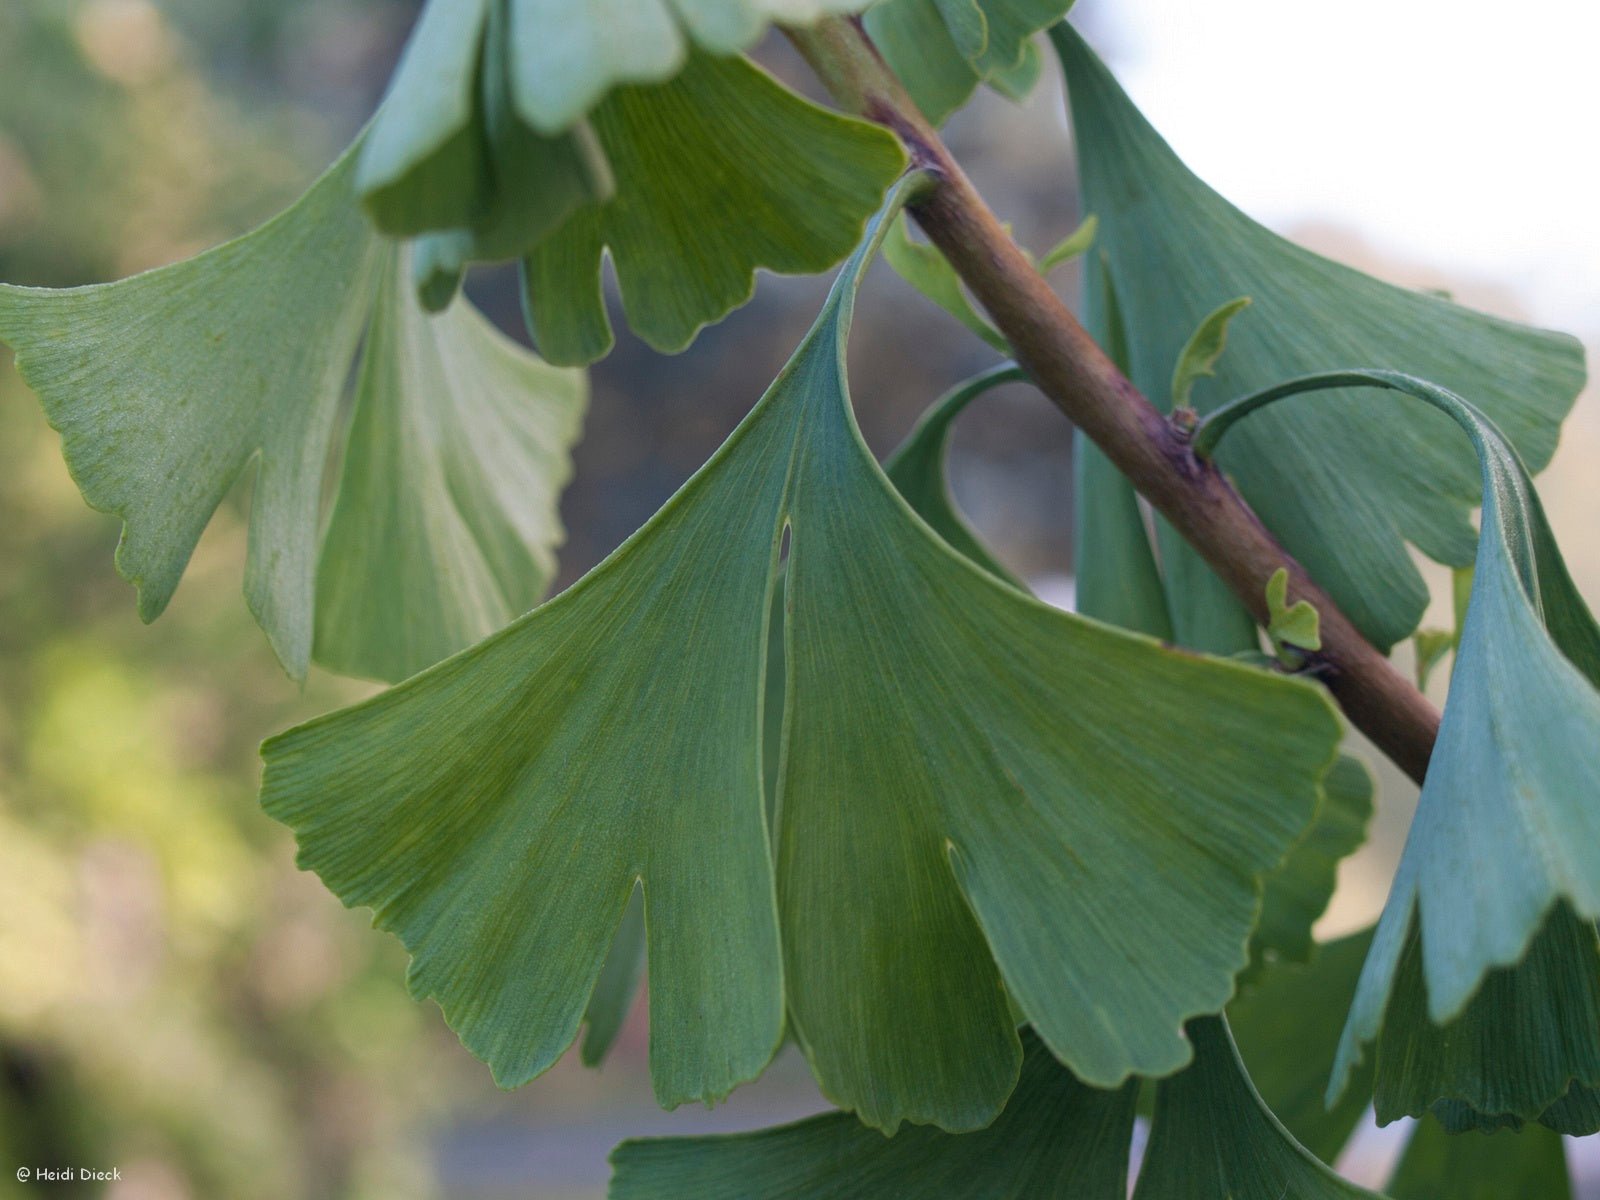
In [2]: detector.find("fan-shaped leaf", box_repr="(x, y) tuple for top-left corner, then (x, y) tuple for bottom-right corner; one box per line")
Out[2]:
(260, 186), (1342, 1128)
(0, 152), (384, 678)
(1273, 374), (1600, 1131)
(520, 49), (905, 364)
(610, 1031), (1137, 1199)
(0, 150), (585, 682)
(1054, 24), (1585, 652)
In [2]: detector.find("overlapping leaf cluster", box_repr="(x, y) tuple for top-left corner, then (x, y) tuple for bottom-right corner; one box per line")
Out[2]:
(259, 192), (1344, 1137)
(359, 0), (907, 362)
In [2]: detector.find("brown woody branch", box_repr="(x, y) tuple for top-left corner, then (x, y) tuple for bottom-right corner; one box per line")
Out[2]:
(787, 17), (1440, 784)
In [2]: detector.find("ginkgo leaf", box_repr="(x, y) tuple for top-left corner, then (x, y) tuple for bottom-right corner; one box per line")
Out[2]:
(1054, 24), (1586, 652)
(1185, 367), (1600, 1135)
(313, 258), (586, 683)
(883, 214), (1008, 351)
(520, 49), (905, 364)
(608, 1031), (1138, 1199)
(1229, 930), (1377, 1165)
(1134, 1017), (1387, 1200)
(609, 1019), (1386, 1199)
(0, 149), (586, 684)
(868, 0), (1076, 123)
(1361, 901), (1600, 1135)
(259, 185), (1342, 1128)
(1387, 1115), (1571, 1200)
(1170, 297), (1252, 413)
(505, 0), (877, 136)
(1074, 258), (1173, 640)
(581, 884), (646, 1067)
(882, 363), (1029, 586)
(1250, 756), (1372, 971)
(0, 151), (386, 679)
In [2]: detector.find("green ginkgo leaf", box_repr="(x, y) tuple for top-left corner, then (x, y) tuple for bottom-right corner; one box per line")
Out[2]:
(1074, 258), (1173, 640)
(1387, 1114), (1572, 1200)
(1135, 1017), (1387, 1200)
(1229, 930), (1377, 1165)
(313, 258), (586, 683)
(1054, 24), (1586, 653)
(1170, 296), (1252, 413)
(882, 363), (1029, 586)
(259, 185), (1342, 1128)
(1250, 757), (1372, 972)
(868, 0), (1076, 123)
(610, 1018), (1387, 1199)
(608, 1031), (1138, 1199)
(580, 884), (646, 1067)
(1186, 368), (1600, 1135)
(1359, 900), (1600, 1136)
(0, 149), (585, 683)
(882, 214), (1008, 351)
(521, 49), (905, 364)
(0, 151), (384, 679)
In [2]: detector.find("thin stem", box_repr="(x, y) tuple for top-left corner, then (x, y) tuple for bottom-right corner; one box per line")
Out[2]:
(785, 18), (1441, 785)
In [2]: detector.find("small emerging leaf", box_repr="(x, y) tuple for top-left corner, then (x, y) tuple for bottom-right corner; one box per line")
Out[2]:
(1171, 295), (1252, 412)
(1038, 213), (1099, 272)
(1265, 566), (1323, 656)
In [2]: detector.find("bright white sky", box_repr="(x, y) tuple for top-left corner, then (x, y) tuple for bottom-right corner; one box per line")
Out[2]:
(1078, 0), (1600, 337)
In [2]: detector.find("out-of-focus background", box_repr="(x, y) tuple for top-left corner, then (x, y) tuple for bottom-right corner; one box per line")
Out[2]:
(0, 0), (1595, 1196)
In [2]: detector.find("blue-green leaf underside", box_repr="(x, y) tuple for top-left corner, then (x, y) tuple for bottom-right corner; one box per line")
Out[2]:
(1304, 374), (1600, 1132)
(609, 1031), (1137, 1199)
(1055, 23), (1585, 653)
(520, 48), (906, 364)
(259, 187), (1342, 1130)
(0, 149), (585, 683)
